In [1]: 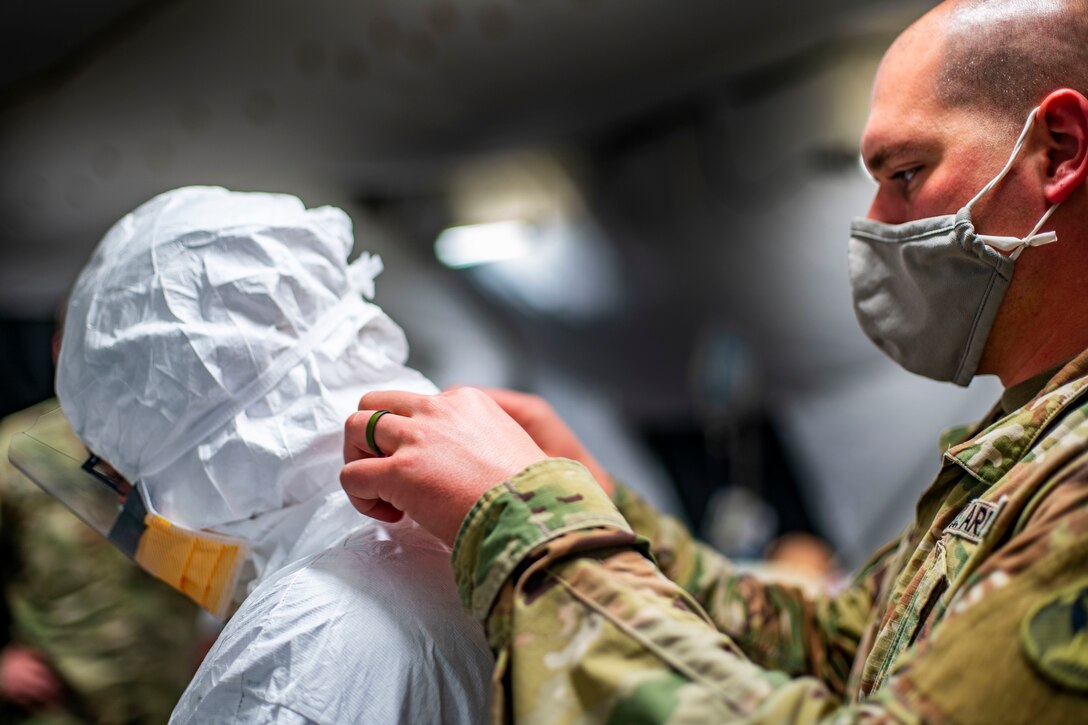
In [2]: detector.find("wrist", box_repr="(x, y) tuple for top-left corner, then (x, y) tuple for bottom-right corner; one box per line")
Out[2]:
(451, 458), (630, 621)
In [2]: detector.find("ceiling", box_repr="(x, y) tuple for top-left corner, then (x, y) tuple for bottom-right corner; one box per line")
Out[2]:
(0, 0), (919, 316)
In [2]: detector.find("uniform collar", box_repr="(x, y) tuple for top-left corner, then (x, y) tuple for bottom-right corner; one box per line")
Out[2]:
(999, 361), (1068, 416)
(1035, 346), (1088, 395)
(945, 350), (1088, 487)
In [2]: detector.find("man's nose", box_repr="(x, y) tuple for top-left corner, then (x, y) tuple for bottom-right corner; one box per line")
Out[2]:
(866, 189), (906, 224)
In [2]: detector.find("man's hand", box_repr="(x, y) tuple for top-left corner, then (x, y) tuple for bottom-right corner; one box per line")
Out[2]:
(0, 645), (63, 711)
(477, 388), (615, 496)
(341, 387), (548, 546)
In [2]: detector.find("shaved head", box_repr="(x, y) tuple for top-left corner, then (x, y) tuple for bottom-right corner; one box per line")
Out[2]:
(932, 0), (1088, 124)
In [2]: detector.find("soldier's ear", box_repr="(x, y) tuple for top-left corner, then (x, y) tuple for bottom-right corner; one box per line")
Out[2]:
(1038, 90), (1088, 204)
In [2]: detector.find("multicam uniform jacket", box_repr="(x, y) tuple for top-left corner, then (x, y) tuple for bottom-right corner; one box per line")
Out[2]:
(0, 400), (201, 724)
(452, 355), (1088, 724)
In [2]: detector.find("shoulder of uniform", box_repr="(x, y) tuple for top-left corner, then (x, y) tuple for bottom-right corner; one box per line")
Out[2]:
(1, 400), (83, 457)
(0, 398), (60, 436)
(1022, 577), (1088, 693)
(939, 422), (980, 454)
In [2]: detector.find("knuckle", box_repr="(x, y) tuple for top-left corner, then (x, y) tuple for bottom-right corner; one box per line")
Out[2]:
(400, 424), (424, 448)
(347, 495), (373, 516)
(456, 386), (491, 412)
(397, 450), (423, 478)
(460, 386), (485, 401)
(418, 394), (443, 415)
(448, 385), (474, 401)
(339, 462), (364, 490)
(359, 390), (388, 410)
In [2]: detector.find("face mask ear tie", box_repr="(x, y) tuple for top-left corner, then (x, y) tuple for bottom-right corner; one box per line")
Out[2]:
(977, 201), (1060, 258)
(965, 107), (1040, 212)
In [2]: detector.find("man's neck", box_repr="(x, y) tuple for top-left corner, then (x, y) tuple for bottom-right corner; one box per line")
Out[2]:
(982, 254), (1088, 387)
(980, 207), (1088, 388)
(989, 325), (1086, 389)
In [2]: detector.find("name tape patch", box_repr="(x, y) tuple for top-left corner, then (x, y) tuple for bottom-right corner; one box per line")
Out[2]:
(944, 498), (1002, 543)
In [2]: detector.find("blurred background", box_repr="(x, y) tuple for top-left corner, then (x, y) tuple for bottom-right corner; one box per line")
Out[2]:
(0, 0), (1001, 569)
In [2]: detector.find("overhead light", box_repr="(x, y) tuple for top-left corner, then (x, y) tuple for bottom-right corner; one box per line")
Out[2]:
(435, 151), (623, 321)
(464, 216), (624, 321)
(434, 220), (536, 269)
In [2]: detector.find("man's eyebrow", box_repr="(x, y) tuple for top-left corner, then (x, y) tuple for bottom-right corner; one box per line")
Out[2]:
(864, 141), (931, 174)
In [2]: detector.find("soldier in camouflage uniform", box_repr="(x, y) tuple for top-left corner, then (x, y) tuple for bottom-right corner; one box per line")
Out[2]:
(339, 1), (1088, 722)
(1, 400), (203, 723)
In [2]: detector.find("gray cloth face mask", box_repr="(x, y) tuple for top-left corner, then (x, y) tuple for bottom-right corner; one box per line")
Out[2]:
(848, 107), (1060, 386)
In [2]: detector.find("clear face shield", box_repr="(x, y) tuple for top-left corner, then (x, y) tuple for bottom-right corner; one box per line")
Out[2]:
(7, 408), (248, 619)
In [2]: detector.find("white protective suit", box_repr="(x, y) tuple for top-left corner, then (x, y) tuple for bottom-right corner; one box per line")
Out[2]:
(56, 186), (492, 723)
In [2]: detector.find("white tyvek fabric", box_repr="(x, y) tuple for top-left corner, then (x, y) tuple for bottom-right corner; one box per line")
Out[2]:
(171, 513), (493, 725)
(58, 187), (492, 721)
(56, 186), (437, 585)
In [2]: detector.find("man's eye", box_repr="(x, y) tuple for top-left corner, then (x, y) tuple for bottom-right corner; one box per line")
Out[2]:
(891, 167), (921, 184)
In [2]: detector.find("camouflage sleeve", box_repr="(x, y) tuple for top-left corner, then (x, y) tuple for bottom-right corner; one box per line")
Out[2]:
(452, 459), (639, 624)
(454, 460), (943, 724)
(613, 482), (893, 692)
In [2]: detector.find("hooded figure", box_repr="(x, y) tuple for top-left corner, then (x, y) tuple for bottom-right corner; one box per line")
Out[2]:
(56, 186), (492, 723)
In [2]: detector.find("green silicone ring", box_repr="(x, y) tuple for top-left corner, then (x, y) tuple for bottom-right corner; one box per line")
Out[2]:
(366, 409), (391, 457)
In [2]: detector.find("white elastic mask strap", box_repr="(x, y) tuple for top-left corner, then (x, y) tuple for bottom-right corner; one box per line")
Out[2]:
(966, 106), (1062, 259)
(1010, 202), (1061, 260)
(966, 106), (1039, 211)
(977, 201), (1061, 257)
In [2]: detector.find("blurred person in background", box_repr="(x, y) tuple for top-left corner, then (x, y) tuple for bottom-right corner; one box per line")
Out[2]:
(0, 322), (204, 723)
(339, 0), (1088, 722)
